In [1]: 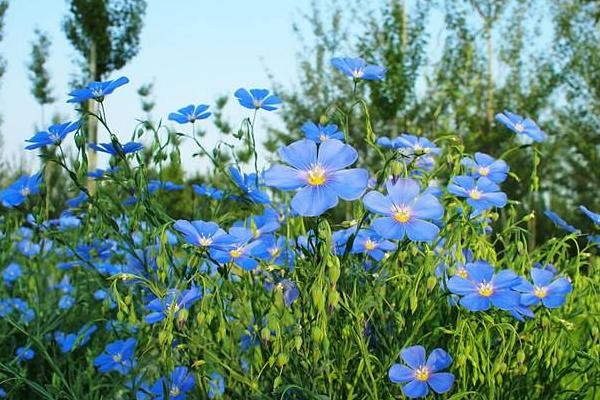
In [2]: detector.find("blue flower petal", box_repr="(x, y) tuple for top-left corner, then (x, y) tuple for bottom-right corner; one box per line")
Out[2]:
(264, 165), (306, 190)
(328, 169), (368, 200)
(428, 372), (455, 394)
(460, 293), (491, 311)
(401, 345), (426, 369)
(405, 219), (439, 241)
(290, 185), (338, 217)
(389, 364), (414, 383)
(317, 139), (358, 170)
(402, 379), (429, 398)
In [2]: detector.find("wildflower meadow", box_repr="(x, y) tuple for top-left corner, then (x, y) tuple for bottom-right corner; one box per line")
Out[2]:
(0, 51), (598, 400)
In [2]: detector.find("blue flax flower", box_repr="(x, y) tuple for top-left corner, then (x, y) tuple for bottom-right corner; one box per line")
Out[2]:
(208, 372), (225, 399)
(264, 139), (368, 217)
(66, 191), (88, 208)
(514, 268), (572, 309)
(389, 345), (455, 398)
(67, 76), (129, 103)
(234, 88), (281, 111)
(16, 346), (35, 362)
(58, 295), (75, 310)
(148, 180), (184, 193)
(461, 152), (509, 184)
(94, 338), (137, 374)
(447, 261), (520, 311)
(267, 279), (300, 307)
(192, 184), (224, 200)
(149, 366), (195, 400)
(25, 121), (80, 150)
(580, 205), (600, 225)
(211, 227), (268, 271)
(89, 141), (143, 156)
(229, 167), (270, 204)
(54, 324), (97, 353)
(301, 121), (344, 143)
(331, 57), (386, 80)
(0, 173), (42, 207)
(2, 263), (22, 284)
(447, 176), (507, 211)
(394, 134), (440, 157)
(261, 235), (295, 268)
(169, 104), (211, 124)
(144, 287), (202, 324)
(173, 220), (235, 250)
(351, 229), (397, 261)
(235, 209), (281, 238)
(362, 178), (443, 241)
(495, 110), (546, 142)
(544, 210), (579, 233)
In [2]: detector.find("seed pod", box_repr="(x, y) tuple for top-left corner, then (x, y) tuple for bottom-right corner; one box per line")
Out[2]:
(328, 257), (341, 285)
(312, 326), (323, 343)
(276, 353), (288, 367)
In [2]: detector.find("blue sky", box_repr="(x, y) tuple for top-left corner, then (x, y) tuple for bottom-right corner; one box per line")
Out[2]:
(0, 0), (316, 172)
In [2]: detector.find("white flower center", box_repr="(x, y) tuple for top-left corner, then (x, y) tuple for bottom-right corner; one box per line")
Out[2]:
(307, 165), (327, 186)
(352, 68), (364, 78)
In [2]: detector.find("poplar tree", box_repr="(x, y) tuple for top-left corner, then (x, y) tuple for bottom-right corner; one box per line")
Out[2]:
(63, 0), (146, 188)
(27, 29), (55, 126)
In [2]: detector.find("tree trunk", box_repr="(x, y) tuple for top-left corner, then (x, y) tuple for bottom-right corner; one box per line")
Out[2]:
(87, 40), (98, 194)
(486, 22), (494, 132)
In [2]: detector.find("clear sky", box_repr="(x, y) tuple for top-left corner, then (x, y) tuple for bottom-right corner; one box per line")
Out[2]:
(0, 0), (316, 173)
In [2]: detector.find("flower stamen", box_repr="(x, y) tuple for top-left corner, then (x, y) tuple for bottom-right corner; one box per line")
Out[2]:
(414, 366), (430, 381)
(307, 165), (327, 186)
(478, 282), (494, 297)
(393, 206), (411, 223)
(534, 285), (548, 298)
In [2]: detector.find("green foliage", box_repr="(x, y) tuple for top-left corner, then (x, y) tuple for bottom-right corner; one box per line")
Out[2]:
(27, 29), (55, 107)
(63, 0), (147, 80)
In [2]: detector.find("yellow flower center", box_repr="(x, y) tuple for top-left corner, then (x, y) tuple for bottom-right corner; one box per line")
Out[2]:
(269, 247), (280, 257)
(170, 386), (181, 396)
(393, 207), (411, 223)
(319, 134), (328, 142)
(414, 366), (430, 381)
(478, 282), (494, 297)
(20, 187), (30, 196)
(230, 248), (243, 258)
(364, 239), (377, 251)
(514, 122), (525, 132)
(457, 268), (468, 279)
(469, 189), (482, 200)
(307, 165), (327, 186)
(252, 99), (263, 108)
(478, 166), (490, 176)
(534, 285), (547, 298)
(112, 353), (122, 363)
